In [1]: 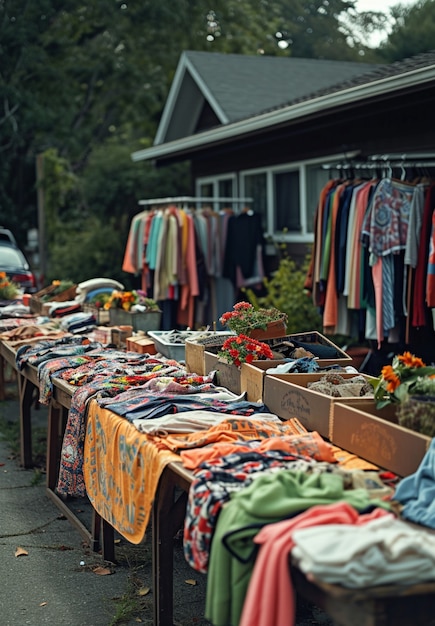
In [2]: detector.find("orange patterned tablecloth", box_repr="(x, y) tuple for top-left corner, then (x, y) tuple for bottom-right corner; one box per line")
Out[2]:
(83, 400), (179, 544)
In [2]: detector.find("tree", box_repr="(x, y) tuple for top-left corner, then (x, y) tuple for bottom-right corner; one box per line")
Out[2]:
(0, 0), (410, 282)
(378, 0), (435, 62)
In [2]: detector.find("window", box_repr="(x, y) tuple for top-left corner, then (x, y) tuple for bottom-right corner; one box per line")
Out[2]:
(242, 172), (267, 231)
(305, 164), (332, 234)
(274, 170), (300, 233)
(196, 153), (349, 242)
(195, 174), (237, 210)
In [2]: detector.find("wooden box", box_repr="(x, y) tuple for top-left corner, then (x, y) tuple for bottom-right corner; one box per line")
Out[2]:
(267, 331), (351, 367)
(30, 284), (77, 314)
(184, 332), (234, 375)
(263, 372), (377, 438)
(332, 401), (431, 476)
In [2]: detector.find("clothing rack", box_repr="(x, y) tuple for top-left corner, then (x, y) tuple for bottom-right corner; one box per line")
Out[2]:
(138, 196), (253, 209)
(322, 152), (435, 173)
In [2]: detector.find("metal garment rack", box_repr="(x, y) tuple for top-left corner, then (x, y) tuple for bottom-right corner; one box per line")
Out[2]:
(322, 153), (435, 176)
(138, 196), (253, 211)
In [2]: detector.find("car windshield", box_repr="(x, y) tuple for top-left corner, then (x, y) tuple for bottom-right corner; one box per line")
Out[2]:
(0, 246), (28, 269)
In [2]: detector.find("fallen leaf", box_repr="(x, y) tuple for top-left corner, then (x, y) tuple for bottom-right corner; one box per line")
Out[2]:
(15, 547), (28, 557)
(114, 538), (121, 544)
(92, 566), (113, 576)
(138, 586), (150, 597)
(39, 602), (47, 607)
(185, 579), (197, 586)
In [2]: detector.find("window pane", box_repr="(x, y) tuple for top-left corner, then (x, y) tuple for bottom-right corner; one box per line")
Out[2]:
(218, 178), (233, 199)
(243, 173), (267, 230)
(305, 165), (331, 233)
(275, 171), (300, 232)
(199, 182), (213, 198)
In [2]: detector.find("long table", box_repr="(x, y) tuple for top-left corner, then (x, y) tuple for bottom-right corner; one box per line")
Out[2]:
(0, 340), (98, 548)
(3, 338), (435, 626)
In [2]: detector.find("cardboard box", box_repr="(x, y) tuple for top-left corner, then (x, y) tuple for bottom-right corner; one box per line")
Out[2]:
(110, 325), (133, 348)
(263, 373), (377, 438)
(93, 326), (112, 344)
(83, 304), (110, 325)
(126, 336), (157, 355)
(185, 332), (233, 375)
(204, 352), (241, 395)
(332, 401), (431, 477)
(240, 360), (288, 402)
(267, 331), (351, 367)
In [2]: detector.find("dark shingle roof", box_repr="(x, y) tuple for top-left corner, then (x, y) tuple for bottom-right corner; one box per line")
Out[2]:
(270, 49), (435, 113)
(184, 51), (381, 122)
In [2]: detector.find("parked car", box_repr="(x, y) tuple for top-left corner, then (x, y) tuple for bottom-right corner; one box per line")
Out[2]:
(0, 242), (38, 293)
(0, 227), (17, 246)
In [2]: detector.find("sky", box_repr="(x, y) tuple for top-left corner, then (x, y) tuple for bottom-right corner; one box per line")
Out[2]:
(355, 0), (419, 46)
(356, 0), (416, 8)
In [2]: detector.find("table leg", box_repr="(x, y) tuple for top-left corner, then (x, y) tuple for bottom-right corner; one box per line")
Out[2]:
(46, 400), (65, 490)
(19, 373), (36, 468)
(0, 352), (5, 401)
(152, 467), (189, 626)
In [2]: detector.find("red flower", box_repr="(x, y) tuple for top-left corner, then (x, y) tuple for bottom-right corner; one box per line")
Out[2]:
(218, 334), (274, 368)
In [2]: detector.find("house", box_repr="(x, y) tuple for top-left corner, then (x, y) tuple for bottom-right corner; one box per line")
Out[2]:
(131, 50), (435, 360)
(132, 50), (435, 251)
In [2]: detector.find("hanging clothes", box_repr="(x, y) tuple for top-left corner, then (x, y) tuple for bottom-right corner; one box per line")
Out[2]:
(222, 211), (265, 288)
(122, 200), (257, 330)
(306, 171), (435, 351)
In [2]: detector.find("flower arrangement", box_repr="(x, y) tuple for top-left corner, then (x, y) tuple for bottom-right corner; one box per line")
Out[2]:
(373, 351), (435, 409)
(217, 334), (274, 368)
(103, 289), (160, 313)
(0, 271), (20, 300)
(219, 301), (287, 337)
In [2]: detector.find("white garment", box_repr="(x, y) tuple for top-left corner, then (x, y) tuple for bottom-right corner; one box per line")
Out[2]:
(292, 515), (435, 588)
(132, 410), (281, 434)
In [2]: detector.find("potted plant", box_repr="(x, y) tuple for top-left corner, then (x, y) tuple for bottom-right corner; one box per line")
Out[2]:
(217, 334), (274, 368)
(219, 301), (287, 340)
(105, 290), (162, 332)
(0, 272), (20, 300)
(373, 351), (435, 436)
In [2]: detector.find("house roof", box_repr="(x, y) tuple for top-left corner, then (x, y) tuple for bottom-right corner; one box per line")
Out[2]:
(132, 50), (435, 164)
(153, 51), (379, 144)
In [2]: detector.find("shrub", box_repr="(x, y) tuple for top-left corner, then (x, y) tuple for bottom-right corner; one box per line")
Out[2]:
(244, 254), (323, 334)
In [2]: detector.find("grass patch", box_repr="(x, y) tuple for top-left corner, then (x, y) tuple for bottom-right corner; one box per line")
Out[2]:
(30, 468), (44, 485)
(109, 573), (152, 625)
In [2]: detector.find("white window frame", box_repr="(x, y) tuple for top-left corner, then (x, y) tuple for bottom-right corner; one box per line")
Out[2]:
(196, 151), (359, 242)
(195, 173), (238, 211)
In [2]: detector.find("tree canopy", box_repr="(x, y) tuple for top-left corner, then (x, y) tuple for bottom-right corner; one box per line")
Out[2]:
(0, 0), (431, 283)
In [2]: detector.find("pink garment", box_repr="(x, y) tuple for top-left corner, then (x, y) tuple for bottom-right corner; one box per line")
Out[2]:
(347, 182), (374, 309)
(177, 213), (200, 329)
(239, 501), (390, 626)
(371, 256), (384, 349)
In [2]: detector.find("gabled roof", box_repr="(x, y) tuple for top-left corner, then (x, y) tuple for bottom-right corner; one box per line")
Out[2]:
(154, 50), (379, 145)
(133, 50), (435, 164)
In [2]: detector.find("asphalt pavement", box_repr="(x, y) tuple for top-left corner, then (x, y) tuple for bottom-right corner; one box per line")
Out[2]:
(0, 380), (332, 626)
